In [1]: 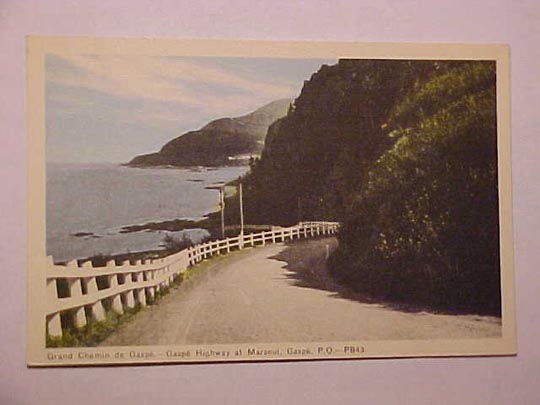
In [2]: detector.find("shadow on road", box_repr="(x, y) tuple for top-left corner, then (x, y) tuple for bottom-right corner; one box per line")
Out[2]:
(270, 237), (482, 316)
(269, 237), (394, 308)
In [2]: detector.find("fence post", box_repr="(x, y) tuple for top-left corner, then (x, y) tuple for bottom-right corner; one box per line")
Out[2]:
(146, 285), (155, 302)
(86, 277), (105, 321)
(137, 288), (147, 306)
(123, 271), (136, 309)
(83, 260), (106, 322)
(133, 272), (146, 306)
(155, 269), (161, 293)
(46, 313), (63, 338)
(66, 261), (87, 329)
(186, 247), (192, 266)
(106, 261), (124, 314)
(162, 266), (170, 288)
(46, 277), (62, 338)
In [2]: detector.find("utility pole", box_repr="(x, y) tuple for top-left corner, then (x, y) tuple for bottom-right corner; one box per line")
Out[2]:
(220, 186), (225, 239)
(239, 182), (244, 236)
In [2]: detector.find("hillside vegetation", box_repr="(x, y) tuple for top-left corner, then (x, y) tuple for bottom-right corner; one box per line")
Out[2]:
(228, 59), (500, 315)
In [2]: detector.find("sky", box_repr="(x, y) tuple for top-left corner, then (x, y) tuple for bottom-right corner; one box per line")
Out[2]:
(45, 54), (336, 163)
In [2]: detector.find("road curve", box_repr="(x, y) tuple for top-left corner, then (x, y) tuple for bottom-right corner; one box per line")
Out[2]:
(100, 237), (501, 346)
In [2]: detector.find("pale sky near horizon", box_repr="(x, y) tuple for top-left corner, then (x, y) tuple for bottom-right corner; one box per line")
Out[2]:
(45, 54), (336, 163)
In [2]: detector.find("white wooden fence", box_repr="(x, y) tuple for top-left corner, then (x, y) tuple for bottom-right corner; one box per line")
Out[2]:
(45, 221), (339, 338)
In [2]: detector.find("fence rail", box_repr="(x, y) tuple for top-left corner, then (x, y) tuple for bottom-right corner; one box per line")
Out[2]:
(44, 221), (339, 338)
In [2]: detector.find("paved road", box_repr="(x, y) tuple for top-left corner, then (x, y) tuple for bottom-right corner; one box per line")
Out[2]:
(100, 237), (501, 346)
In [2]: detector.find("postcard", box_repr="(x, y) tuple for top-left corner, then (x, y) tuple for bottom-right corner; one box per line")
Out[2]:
(26, 37), (516, 366)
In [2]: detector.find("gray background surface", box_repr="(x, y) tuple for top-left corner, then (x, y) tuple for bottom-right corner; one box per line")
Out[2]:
(1, 1), (539, 404)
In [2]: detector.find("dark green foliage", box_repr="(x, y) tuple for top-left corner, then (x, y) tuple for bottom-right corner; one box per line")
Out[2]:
(330, 62), (500, 314)
(161, 233), (194, 253)
(131, 130), (261, 167)
(239, 59), (500, 315)
(46, 307), (140, 348)
(239, 60), (448, 226)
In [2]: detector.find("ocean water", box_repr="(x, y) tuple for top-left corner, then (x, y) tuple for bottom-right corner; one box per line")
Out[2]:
(46, 163), (248, 262)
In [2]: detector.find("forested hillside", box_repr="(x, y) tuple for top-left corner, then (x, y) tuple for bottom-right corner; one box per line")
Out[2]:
(330, 62), (499, 314)
(228, 59), (500, 315)
(128, 99), (291, 167)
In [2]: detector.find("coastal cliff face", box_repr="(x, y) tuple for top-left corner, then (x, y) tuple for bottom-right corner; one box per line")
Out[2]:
(242, 59), (442, 225)
(239, 59), (500, 315)
(128, 98), (291, 167)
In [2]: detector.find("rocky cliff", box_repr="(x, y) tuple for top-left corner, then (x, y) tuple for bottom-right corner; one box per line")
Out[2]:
(127, 98), (291, 167)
